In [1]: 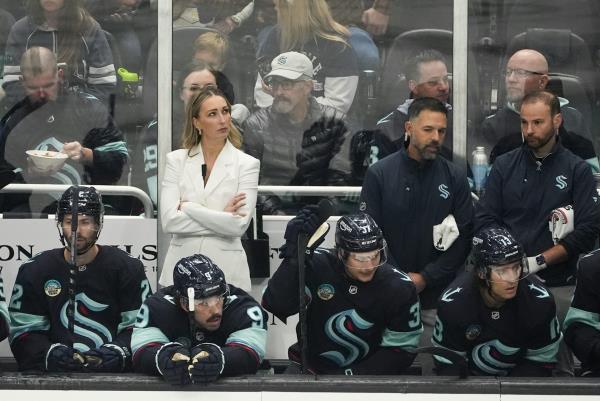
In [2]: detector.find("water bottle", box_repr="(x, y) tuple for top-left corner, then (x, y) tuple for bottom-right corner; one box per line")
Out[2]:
(472, 146), (489, 196)
(117, 67), (141, 99)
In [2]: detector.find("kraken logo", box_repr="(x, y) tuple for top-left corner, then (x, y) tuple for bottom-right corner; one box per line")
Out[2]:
(60, 293), (112, 352)
(320, 309), (374, 367)
(438, 184), (450, 199)
(555, 175), (568, 190)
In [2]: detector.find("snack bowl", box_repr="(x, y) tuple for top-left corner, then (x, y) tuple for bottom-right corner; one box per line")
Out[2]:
(26, 150), (68, 171)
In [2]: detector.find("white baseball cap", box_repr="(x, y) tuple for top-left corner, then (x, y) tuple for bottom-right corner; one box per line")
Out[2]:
(264, 51), (314, 82)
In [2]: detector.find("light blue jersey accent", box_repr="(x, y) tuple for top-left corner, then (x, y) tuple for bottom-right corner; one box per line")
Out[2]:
(226, 327), (268, 361)
(564, 306), (600, 332)
(118, 310), (139, 334)
(95, 141), (129, 157)
(380, 326), (423, 349)
(9, 312), (50, 343)
(131, 326), (169, 354)
(526, 334), (562, 363)
(320, 310), (374, 367)
(472, 340), (520, 375)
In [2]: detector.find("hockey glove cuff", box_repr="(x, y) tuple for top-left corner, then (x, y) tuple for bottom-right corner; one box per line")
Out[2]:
(83, 343), (130, 372)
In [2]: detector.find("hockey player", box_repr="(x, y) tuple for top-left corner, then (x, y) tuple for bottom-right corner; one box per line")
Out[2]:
(0, 273), (8, 342)
(262, 208), (423, 375)
(8, 186), (151, 372)
(564, 249), (600, 376)
(131, 254), (267, 385)
(432, 227), (561, 376)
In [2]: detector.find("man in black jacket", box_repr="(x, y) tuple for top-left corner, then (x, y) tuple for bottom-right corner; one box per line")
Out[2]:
(476, 90), (600, 375)
(0, 47), (127, 213)
(360, 97), (474, 374)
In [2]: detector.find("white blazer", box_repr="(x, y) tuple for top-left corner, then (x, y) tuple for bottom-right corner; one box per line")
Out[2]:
(159, 140), (260, 290)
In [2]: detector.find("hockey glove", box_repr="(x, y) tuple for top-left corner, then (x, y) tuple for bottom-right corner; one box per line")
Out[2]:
(189, 343), (225, 384)
(280, 205), (322, 258)
(83, 343), (129, 373)
(293, 117), (347, 185)
(46, 343), (86, 372)
(155, 342), (192, 386)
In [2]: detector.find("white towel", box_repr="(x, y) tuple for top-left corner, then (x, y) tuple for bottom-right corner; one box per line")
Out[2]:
(433, 214), (459, 251)
(549, 205), (574, 245)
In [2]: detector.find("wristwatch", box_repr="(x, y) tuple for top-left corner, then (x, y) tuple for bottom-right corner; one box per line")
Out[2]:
(535, 253), (546, 267)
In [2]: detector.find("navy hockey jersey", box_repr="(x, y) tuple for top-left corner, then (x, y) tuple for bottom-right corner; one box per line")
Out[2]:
(433, 271), (561, 376)
(0, 276), (8, 341)
(262, 249), (423, 374)
(131, 285), (267, 377)
(564, 250), (600, 373)
(9, 246), (150, 371)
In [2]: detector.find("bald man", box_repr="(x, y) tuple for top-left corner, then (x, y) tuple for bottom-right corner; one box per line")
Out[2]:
(478, 49), (596, 170)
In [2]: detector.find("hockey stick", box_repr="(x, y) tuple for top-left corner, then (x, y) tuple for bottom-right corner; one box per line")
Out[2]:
(409, 346), (469, 379)
(297, 199), (333, 374)
(67, 186), (80, 344)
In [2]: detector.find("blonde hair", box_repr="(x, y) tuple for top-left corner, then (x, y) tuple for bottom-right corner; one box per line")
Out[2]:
(182, 86), (242, 150)
(193, 32), (229, 71)
(275, 0), (349, 52)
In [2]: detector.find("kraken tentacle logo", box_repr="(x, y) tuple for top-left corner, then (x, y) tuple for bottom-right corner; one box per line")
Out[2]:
(320, 309), (374, 367)
(60, 293), (112, 352)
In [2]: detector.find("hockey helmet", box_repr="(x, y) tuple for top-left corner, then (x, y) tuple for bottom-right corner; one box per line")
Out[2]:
(472, 227), (528, 280)
(335, 213), (385, 253)
(173, 254), (228, 301)
(56, 186), (104, 252)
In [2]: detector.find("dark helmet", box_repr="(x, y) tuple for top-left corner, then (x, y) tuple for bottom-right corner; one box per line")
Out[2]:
(335, 213), (384, 253)
(56, 186), (104, 251)
(472, 227), (525, 276)
(173, 254), (228, 300)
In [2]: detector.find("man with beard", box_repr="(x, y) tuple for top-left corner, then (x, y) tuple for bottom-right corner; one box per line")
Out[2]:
(8, 186), (151, 372)
(0, 47), (127, 213)
(360, 97), (474, 374)
(132, 254), (267, 385)
(476, 90), (600, 375)
(243, 51), (351, 214)
(376, 49), (453, 160)
(478, 49), (596, 169)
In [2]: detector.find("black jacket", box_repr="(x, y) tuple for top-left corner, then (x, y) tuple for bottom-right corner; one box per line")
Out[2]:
(360, 147), (474, 308)
(475, 140), (600, 286)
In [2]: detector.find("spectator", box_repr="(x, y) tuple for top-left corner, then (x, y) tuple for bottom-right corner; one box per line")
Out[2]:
(263, 210), (422, 374)
(433, 227), (560, 377)
(360, 97), (474, 374)
(84, 0), (143, 73)
(8, 186), (151, 372)
(476, 90), (600, 375)
(193, 31), (228, 71)
(376, 49), (453, 161)
(132, 254), (267, 385)
(564, 249), (600, 377)
(255, 0), (358, 114)
(2, 0), (117, 106)
(243, 51), (351, 214)
(0, 47), (127, 213)
(479, 49), (597, 170)
(160, 86), (259, 291)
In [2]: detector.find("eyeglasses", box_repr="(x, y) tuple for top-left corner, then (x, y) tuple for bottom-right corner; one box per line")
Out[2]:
(350, 250), (381, 263)
(181, 83), (217, 93)
(267, 78), (302, 90)
(504, 68), (545, 79)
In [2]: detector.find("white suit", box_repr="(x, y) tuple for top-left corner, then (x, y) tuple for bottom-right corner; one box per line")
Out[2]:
(160, 140), (260, 290)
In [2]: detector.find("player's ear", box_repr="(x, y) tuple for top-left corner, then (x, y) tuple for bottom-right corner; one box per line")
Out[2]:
(477, 269), (486, 280)
(179, 297), (189, 312)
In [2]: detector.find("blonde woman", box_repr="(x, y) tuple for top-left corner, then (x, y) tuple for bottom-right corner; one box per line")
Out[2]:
(254, 0), (358, 114)
(160, 86), (259, 290)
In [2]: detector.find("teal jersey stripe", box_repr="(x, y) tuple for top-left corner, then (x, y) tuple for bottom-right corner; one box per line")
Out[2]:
(585, 157), (600, 174)
(226, 327), (267, 361)
(95, 141), (128, 157)
(131, 326), (169, 354)
(525, 334), (562, 363)
(118, 310), (139, 334)
(564, 306), (600, 332)
(380, 326), (423, 349)
(431, 339), (467, 365)
(9, 311), (50, 343)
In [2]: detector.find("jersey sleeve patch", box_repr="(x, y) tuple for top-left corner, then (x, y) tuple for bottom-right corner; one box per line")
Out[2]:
(9, 312), (50, 343)
(225, 327), (267, 362)
(131, 326), (169, 355)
